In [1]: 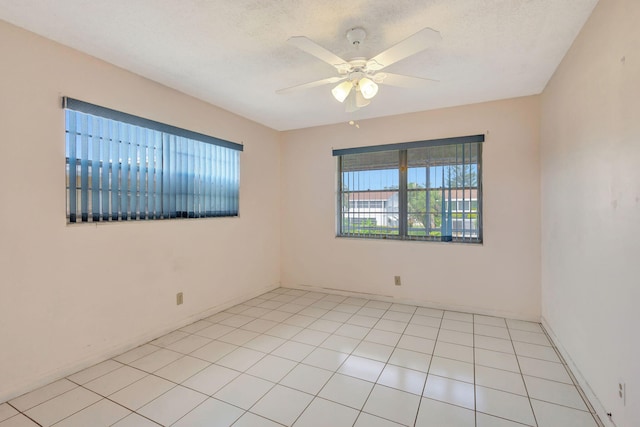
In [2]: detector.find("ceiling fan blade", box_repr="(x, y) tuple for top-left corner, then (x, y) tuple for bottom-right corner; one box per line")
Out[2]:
(287, 36), (348, 68)
(381, 73), (439, 88)
(369, 27), (441, 70)
(276, 76), (345, 94)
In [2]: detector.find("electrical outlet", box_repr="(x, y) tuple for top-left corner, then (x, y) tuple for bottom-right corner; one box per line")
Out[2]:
(176, 292), (183, 305)
(394, 276), (401, 286)
(618, 382), (626, 405)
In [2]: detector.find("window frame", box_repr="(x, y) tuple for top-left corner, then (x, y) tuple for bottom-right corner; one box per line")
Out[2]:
(334, 134), (484, 244)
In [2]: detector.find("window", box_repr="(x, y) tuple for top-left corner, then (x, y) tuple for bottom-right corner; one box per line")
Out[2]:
(64, 97), (243, 223)
(335, 135), (483, 243)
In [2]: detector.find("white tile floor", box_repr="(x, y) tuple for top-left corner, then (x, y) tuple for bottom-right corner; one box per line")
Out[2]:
(1, 288), (602, 427)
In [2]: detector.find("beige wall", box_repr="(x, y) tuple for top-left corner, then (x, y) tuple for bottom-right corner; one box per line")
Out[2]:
(540, 0), (640, 425)
(0, 21), (281, 401)
(281, 96), (541, 320)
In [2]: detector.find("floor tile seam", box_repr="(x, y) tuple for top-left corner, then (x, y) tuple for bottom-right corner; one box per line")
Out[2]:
(434, 337), (475, 349)
(128, 352), (194, 376)
(472, 332), (513, 341)
(282, 291), (594, 423)
(474, 361), (521, 374)
(107, 361), (225, 404)
(11, 381), (81, 413)
(199, 302), (341, 348)
(521, 373), (586, 387)
(334, 300), (408, 425)
(117, 376), (213, 424)
(505, 321), (539, 427)
(473, 313), (507, 328)
(527, 396), (592, 413)
(510, 339), (552, 348)
(425, 371), (478, 387)
(69, 390), (157, 427)
(360, 406), (413, 426)
(317, 374), (378, 406)
(473, 381), (530, 398)
(168, 394), (246, 427)
(313, 369), (366, 413)
(537, 322), (595, 414)
(80, 375), (181, 413)
(3, 402), (21, 419)
(27, 384), (113, 427)
(243, 408), (295, 427)
(73, 366), (147, 397)
(511, 339), (559, 351)
(92, 371), (179, 408)
(164, 336), (219, 355)
(174, 343), (241, 366)
(430, 352), (474, 365)
(287, 393), (332, 427)
(3, 404), (43, 427)
(412, 310), (444, 427)
(508, 327), (545, 335)
(216, 372), (281, 413)
(178, 321), (216, 335)
(516, 354), (564, 368)
(112, 344), (163, 366)
(351, 411), (367, 427)
(17, 291), (577, 427)
(366, 366), (427, 398)
(64, 362), (125, 386)
(475, 410), (532, 426)
(229, 311), (364, 377)
(472, 315), (477, 427)
(506, 323), (549, 338)
(474, 377), (581, 407)
(473, 344), (518, 355)
(443, 312), (474, 323)
(130, 384), (209, 427)
(472, 331), (513, 340)
(511, 353), (564, 364)
(262, 357), (309, 384)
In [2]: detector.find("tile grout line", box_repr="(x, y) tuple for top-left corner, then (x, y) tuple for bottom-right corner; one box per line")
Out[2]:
(4, 401), (43, 427)
(537, 323), (603, 426)
(5, 288), (598, 427)
(334, 300), (417, 427)
(505, 322), (539, 427)
(473, 314), (477, 427)
(411, 308), (444, 427)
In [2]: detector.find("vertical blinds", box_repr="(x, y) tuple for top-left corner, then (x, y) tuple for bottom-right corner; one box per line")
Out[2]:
(64, 97), (242, 223)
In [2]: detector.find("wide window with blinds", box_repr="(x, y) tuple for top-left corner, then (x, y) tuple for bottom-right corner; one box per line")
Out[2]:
(64, 97), (242, 223)
(335, 135), (483, 243)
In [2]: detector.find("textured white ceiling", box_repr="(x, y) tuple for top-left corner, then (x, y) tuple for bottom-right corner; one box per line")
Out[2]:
(0, 0), (598, 130)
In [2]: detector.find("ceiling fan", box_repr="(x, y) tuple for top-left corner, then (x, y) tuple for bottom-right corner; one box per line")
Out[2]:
(276, 27), (441, 112)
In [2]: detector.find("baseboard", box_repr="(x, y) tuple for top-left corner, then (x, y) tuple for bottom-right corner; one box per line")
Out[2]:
(541, 316), (609, 427)
(284, 284), (540, 322)
(0, 283), (278, 404)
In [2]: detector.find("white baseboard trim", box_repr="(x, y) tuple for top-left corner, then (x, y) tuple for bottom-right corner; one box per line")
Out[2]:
(1, 283), (278, 404)
(285, 284), (540, 322)
(541, 316), (610, 427)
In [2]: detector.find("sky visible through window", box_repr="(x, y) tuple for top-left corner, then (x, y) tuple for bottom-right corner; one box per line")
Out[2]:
(343, 165), (478, 191)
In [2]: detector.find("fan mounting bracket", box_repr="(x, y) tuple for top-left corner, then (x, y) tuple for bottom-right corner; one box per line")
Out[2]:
(346, 27), (366, 47)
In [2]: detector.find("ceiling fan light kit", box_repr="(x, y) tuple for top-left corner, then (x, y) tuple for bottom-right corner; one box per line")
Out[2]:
(331, 80), (353, 103)
(277, 26), (441, 112)
(358, 77), (379, 99)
